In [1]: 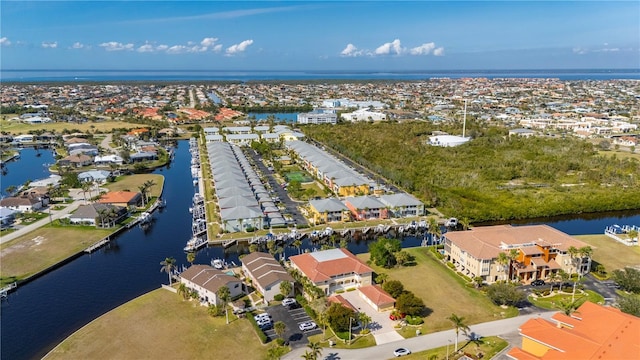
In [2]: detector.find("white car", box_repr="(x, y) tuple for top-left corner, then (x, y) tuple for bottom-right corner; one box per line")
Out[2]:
(255, 313), (271, 321)
(393, 348), (411, 357)
(298, 321), (317, 331)
(282, 298), (296, 307)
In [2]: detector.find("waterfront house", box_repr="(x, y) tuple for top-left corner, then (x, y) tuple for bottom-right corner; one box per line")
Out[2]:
(58, 154), (94, 168)
(69, 203), (127, 227)
(241, 252), (294, 302)
(78, 170), (111, 184)
(289, 248), (373, 296)
(344, 196), (388, 221)
(308, 198), (350, 224)
(0, 207), (17, 228)
(223, 126), (252, 134)
(0, 194), (44, 212)
(180, 265), (244, 306)
(205, 134), (224, 143)
(444, 225), (591, 284)
(507, 301), (640, 360)
(94, 154), (124, 166)
(129, 151), (158, 163)
(226, 133), (259, 146)
(97, 191), (142, 208)
(378, 193), (425, 217)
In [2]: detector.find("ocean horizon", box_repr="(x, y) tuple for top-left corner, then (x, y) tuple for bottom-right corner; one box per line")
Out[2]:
(2, 68), (639, 82)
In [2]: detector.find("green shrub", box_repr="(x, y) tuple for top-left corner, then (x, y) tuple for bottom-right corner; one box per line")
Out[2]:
(447, 262), (455, 269)
(248, 315), (268, 343)
(334, 330), (351, 340)
(275, 338), (285, 346)
(296, 294), (307, 305)
(405, 315), (424, 325)
(456, 272), (471, 282)
(274, 294), (284, 301)
(335, 289), (345, 294)
(346, 287), (356, 292)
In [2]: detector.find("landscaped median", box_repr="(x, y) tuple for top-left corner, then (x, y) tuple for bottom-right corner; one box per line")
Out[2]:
(43, 288), (267, 360)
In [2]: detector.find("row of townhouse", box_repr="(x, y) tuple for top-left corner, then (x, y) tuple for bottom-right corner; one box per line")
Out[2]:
(204, 125), (305, 146)
(307, 193), (425, 224)
(286, 140), (374, 197)
(519, 116), (637, 136)
(444, 224), (592, 284)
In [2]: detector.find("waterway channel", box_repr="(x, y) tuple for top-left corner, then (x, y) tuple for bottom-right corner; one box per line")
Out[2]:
(1, 141), (639, 360)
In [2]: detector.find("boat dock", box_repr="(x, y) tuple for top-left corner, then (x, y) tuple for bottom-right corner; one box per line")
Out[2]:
(84, 237), (111, 253)
(0, 282), (18, 300)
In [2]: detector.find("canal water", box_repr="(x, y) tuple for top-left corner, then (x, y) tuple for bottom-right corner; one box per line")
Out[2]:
(1, 140), (639, 360)
(1, 147), (56, 195)
(247, 112), (298, 123)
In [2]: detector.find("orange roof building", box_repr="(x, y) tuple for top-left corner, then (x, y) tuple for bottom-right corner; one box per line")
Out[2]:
(507, 301), (640, 360)
(97, 191), (142, 207)
(358, 285), (395, 312)
(289, 248), (373, 296)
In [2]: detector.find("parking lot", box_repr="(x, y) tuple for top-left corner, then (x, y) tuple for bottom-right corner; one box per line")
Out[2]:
(261, 302), (322, 348)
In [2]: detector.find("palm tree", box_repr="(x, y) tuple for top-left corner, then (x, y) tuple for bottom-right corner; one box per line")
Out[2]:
(160, 257), (176, 285)
(177, 283), (189, 300)
(357, 312), (372, 331)
(459, 217), (470, 231)
(143, 179), (156, 202)
(279, 281), (292, 298)
(448, 313), (470, 352)
(307, 341), (322, 360)
(508, 249), (520, 281)
(274, 321), (286, 339)
(558, 297), (583, 316)
(578, 246), (593, 276)
(375, 272), (389, 285)
(301, 351), (315, 360)
(138, 184), (148, 207)
(567, 246), (579, 274)
(186, 251), (196, 267)
(216, 285), (231, 324)
(497, 252), (509, 281)
(292, 238), (302, 254)
(81, 181), (92, 203)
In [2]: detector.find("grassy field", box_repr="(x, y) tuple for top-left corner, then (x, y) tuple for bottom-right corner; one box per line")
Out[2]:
(105, 174), (164, 198)
(0, 120), (141, 135)
(574, 234), (640, 272)
(44, 288), (267, 360)
(396, 336), (508, 360)
(528, 290), (605, 310)
(0, 226), (113, 286)
(357, 247), (517, 336)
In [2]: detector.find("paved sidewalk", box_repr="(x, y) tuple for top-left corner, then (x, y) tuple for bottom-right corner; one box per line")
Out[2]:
(282, 311), (555, 360)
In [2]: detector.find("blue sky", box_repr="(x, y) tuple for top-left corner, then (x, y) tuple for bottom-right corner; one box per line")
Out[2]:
(1, 1), (638, 70)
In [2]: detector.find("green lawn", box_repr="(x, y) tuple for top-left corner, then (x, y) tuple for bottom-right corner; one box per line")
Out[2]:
(529, 289), (605, 310)
(396, 336), (508, 360)
(0, 226), (113, 286)
(357, 247), (518, 336)
(106, 174), (164, 198)
(44, 288), (267, 360)
(574, 234), (640, 272)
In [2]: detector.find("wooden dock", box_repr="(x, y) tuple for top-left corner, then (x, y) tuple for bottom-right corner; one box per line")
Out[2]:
(222, 239), (237, 248)
(0, 282), (17, 299)
(85, 237), (110, 253)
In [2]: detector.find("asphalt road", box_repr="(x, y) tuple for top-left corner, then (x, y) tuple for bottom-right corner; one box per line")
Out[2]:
(281, 311), (555, 360)
(244, 149), (308, 227)
(0, 200), (83, 244)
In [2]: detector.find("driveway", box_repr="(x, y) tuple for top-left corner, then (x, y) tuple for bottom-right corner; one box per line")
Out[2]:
(264, 303), (322, 348)
(339, 290), (403, 345)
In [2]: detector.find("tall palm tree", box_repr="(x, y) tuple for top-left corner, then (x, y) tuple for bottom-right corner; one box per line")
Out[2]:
(357, 312), (372, 331)
(567, 245), (579, 274)
(81, 181), (92, 203)
(307, 341), (322, 360)
(186, 251), (196, 267)
(274, 321), (286, 339)
(177, 283), (189, 300)
(578, 246), (593, 276)
(138, 184), (148, 207)
(216, 285), (231, 324)
(448, 313), (470, 352)
(160, 257), (176, 285)
(292, 238), (302, 254)
(279, 281), (292, 298)
(508, 249), (520, 281)
(459, 217), (470, 231)
(375, 272), (389, 285)
(143, 179), (156, 202)
(301, 351), (315, 360)
(497, 252), (509, 281)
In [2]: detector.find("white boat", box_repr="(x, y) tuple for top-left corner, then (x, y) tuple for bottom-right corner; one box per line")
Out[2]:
(138, 212), (152, 224)
(323, 227), (333, 237)
(211, 258), (225, 270)
(445, 217), (458, 228)
(184, 236), (207, 252)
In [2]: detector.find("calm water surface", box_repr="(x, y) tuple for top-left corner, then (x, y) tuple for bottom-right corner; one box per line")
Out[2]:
(1, 148), (55, 194)
(1, 140), (639, 360)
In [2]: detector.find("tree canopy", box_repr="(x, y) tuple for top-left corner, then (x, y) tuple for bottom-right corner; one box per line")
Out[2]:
(326, 302), (356, 332)
(368, 237), (402, 268)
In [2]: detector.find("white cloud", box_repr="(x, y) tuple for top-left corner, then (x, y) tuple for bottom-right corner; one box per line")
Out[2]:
(42, 41), (58, 49)
(166, 45), (189, 54)
(137, 43), (155, 53)
(212, 44), (223, 53)
(200, 37), (218, 48)
(70, 42), (85, 49)
(99, 41), (134, 51)
(226, 39), (254, 55)
(375, 39), (403, 55)
(156, 44), (169, 51)
(409, 42), (435, 55)
(433, 47), (445, 56)
(340, 43), (362, 57)
(573, 47), (588, 55)
(0, 37), (11, 46)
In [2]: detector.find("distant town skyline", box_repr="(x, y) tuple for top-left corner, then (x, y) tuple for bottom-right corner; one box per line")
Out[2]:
(1, 1), (638, 70)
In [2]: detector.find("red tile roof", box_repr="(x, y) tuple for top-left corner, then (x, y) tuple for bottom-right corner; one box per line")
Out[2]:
(98, 191), (141, 204)
(508, 301), (640, 360)
(358, 285), (395, 307)
(327, 294), (357, 312)
(289, 248), (372, 283)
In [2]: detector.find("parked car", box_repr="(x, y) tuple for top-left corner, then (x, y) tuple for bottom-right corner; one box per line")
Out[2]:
(393, 348), (411, 357)
(282, 298), (297, 307)
(531, 280), (545, 286)
(299, 321), (317, 331)
(389, 311), (406, 320)
(255, 313), (271, 320)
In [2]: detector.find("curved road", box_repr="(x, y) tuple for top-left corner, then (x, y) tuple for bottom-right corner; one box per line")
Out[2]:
(282, 311), (554, 360)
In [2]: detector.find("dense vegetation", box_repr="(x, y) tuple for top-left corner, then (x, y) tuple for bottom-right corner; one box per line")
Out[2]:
(303, 122), (640, 222)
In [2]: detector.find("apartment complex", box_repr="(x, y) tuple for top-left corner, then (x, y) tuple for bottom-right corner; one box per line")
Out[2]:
(241, 252), (294, 302)
(507, 301), (640, 360)
(289, 248), (373, 296)
(444, 225), (591, 284)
